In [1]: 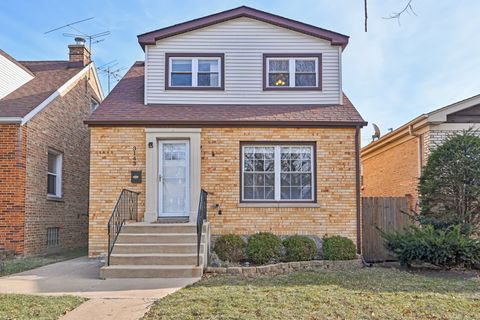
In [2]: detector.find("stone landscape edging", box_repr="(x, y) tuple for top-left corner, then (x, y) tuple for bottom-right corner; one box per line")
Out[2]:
(205, 259), (363, 276)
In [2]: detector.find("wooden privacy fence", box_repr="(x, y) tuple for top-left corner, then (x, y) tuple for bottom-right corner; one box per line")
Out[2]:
(362, 197), (411, 262)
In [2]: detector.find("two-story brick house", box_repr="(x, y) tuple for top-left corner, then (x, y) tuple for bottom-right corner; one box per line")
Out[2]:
(86, 6), (366, 278)
(0, 41), (103, 257)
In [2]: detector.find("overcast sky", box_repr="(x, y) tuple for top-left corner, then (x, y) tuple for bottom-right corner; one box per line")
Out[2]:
(1, 0), (479, 145)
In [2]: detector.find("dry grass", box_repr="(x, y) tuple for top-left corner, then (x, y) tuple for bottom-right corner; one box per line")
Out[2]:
(144, 267), (480, 320)
(0, 294), (85, 320)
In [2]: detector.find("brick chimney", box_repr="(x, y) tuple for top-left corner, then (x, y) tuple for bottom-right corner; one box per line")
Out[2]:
(68, 37), (91, 67)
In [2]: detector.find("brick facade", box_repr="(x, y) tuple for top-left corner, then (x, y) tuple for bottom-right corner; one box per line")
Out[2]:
(0, 76), (99, 256)
(88, 127), (146, 256)
(362, 125), (480, 208)
(88, 126), (358, 257)
(0, 124), (26, 255)
(22, 77), (98, 255)
(361, 136), (420, 204)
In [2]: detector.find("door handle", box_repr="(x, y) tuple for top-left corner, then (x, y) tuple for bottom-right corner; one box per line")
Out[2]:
(158, 174), (162, 182)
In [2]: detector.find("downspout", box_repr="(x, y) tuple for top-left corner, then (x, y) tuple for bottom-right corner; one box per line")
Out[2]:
(408, 124), (419, 137)
(355, 126), (362, 254)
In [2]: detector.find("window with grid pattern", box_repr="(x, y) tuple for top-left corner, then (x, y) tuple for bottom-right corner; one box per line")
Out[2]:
(47, 227), (59, 248)
(241, 144), (315, 202)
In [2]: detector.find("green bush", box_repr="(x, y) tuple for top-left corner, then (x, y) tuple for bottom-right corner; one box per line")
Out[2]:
(246, 232), (281, 265)
(418, 130), (480, 232)
(322, 236), (356, 260)
(282, 235), (317, 262)
(213, 234), (246, 262)
(382, 225), (480, 268)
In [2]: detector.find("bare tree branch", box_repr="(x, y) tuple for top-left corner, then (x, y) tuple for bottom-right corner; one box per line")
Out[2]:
(383, 0), (417, 25)
(364, 0), (368, 32)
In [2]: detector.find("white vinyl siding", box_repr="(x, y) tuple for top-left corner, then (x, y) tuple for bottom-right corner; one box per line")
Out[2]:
(0, 54), (34, 100)
(145, 17), (341, 105)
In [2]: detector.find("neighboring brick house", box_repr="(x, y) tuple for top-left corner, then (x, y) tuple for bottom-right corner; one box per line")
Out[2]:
(0, 41), (103, 257)
(361, 94), (480, 208)
(86, 6), (366, 278)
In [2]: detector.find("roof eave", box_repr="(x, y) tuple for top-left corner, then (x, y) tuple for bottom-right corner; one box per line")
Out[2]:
(85, 120), (367, 127)
(361, 114), (428, 156)
(137, 6), (349, 51)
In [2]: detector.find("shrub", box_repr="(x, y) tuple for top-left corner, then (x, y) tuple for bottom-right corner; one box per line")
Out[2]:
(246, 232), (281, 265)
(322, 236), (356, 260)
(382, 225), (480, 268)
(418, 130), (480, 232)
(213, 234), (246, 262)
(282, 235), (317, 262)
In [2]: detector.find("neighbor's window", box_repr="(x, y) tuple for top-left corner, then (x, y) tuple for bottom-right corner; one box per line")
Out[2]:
(241, 144), (315, 202)
(168, 55), (222, 88)
(90, 98), (99, 112)
(265, 56), (320, 89)
(47, 227), (59, 248)
(47, 150), (63, 198)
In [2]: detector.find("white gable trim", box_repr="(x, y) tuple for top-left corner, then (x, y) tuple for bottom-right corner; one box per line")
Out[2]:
(427, 94), (480, 124)
(89, 63), (104, 101)
(17, 63), (103, 125)
(0, 117), (22, 123)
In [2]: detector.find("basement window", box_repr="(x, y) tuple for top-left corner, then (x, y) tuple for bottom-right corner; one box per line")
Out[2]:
(47, 227), (59, 248)
(47, 149), (63, 198)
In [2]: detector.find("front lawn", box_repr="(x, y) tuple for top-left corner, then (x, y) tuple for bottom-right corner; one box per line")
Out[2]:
(144, 267), (480, 320)
(0, 247), (86, 277)
(0, 294), (84, 320)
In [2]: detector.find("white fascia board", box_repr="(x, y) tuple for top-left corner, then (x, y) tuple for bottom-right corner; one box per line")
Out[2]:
(0, 117), (22, 123)
(21, 64), (92, 125)
(427, 94), (480, 124)
(89, 62), (104, 101)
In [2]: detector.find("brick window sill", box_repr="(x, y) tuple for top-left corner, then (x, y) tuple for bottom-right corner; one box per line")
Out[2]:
(238, 202), (320, 208)
(47, 196), (64, 202)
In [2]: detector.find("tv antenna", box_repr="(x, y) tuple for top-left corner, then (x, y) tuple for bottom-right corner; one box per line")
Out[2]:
(97, 60), (127, 93)
(44, 17), (110, 52)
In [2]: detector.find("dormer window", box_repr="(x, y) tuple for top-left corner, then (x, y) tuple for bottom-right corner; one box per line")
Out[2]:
(166, 53), (224, 90)
(263, 54), (322, 90)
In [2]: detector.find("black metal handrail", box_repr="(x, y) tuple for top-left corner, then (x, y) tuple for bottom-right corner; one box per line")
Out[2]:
(196, 189), (208, 266)
(107, 189), (139, 266)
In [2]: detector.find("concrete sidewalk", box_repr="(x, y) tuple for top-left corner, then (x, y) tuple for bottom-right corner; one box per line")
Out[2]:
(0, 257), (200, 319)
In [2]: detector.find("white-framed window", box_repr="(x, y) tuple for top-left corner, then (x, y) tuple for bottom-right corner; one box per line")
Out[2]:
(167, 55), (222, 88)
(241, 144), (315, 202)
(47, 149), (63, 198)
(265, 56), (320, 89)
(90, 98), (99, 112)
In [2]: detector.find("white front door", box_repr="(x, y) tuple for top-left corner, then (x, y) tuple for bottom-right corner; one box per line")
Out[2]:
(158, 140), (190, 217)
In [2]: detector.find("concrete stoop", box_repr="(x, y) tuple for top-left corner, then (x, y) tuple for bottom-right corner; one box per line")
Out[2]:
(100, 223), (208, 279)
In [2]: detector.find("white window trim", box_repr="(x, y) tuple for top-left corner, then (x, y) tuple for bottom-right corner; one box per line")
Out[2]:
(266, 57), (318, 88)
(241, 144), (315, 202)
(91, 98), (99, 112)
(168, 57), (221, 88)
(47, 149), (63, 198)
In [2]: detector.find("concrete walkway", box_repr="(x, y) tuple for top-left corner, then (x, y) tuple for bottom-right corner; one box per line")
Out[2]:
(0, 257), (200, 319)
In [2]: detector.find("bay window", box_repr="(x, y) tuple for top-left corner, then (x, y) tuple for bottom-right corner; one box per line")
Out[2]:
(241, 143), (315, 202)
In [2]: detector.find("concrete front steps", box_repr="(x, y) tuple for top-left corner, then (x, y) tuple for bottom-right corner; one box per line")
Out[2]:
(100, 223), (208, 279)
